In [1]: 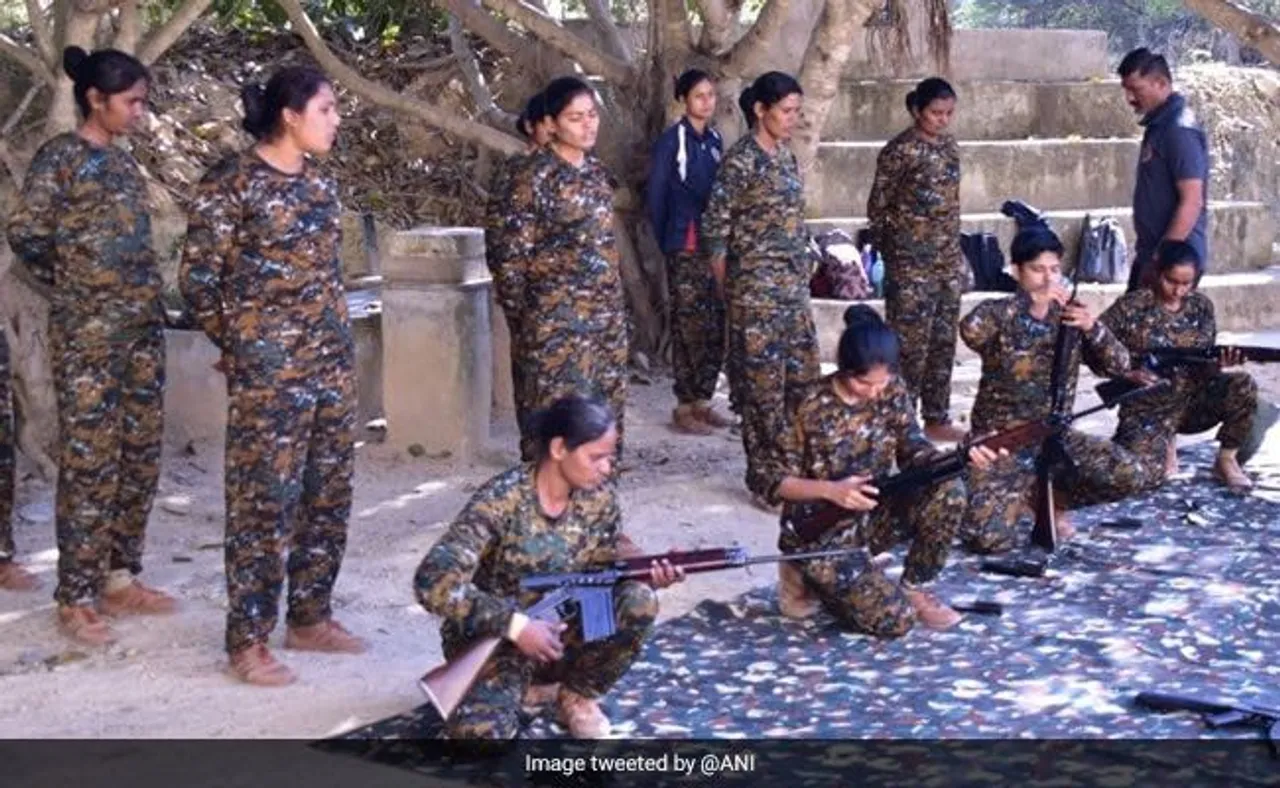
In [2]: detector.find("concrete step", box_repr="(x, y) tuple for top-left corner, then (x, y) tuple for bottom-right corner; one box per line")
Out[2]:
(843, 28), (1110, 82)
(824, 79), (1139, 142)
(809, 201), (1276, 275)
(810, 266), (1280, 366)
(811, 137), (1138, 217)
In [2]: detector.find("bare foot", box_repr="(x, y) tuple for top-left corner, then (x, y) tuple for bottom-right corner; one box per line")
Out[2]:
(1053, 508), (1075, 542)
(0, 560), (39, 592)
(777, 562), (820, 620)
(1213, 451), (1252, 491)
(1165, 441), (1180, 478)
(901, 586), (962, 630)
(557, 689), (611, 738)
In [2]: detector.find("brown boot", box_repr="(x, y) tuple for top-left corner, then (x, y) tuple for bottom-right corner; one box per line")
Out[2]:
(284, 619), (368, 654)
(693, 400), (734, 429)
(0, 560), (39, 592)
(57, 605), (116, 646)
(777, 562), (820, 620)
(672, 404), (714, 435)
(229, 644), (297, 687)
(557, 688), (611, 738)
(901, 585), (961, 631)
(1213, 449), (1252, 490)
(98, 575), (178, 617)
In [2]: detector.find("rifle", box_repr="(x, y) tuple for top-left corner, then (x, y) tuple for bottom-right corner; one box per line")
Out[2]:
(1139, 345), (1280, 371)
(1032, 277), (1083, 552)
(418, 544), (866, 721)
(1135, 691), (1280, 756)
(784, 379), (1166, 545)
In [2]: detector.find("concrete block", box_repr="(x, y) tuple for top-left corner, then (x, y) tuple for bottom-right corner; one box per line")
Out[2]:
(810, 266), (1280, 365)
(809, 201), (1276, 275)
(491, 290), (516, 418)
(162, 329), (226, 447)
(825, 80), (1139, 142)
(810, 138), (1140, 216)
(843, 29), (1110, 82)
(381, 227), (493, 460)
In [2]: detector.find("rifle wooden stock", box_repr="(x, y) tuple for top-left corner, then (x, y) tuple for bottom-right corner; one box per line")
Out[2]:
(419, 637), (503, 722)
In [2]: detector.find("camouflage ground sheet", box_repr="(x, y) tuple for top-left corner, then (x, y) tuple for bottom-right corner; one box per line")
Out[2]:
(318, 442), (1279, 782)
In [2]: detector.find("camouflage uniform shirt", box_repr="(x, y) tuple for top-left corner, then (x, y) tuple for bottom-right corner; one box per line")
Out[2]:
(769, 376), (941, 536)
(866, 128), (963, 275)
(415, 464), (624, 650)
(701, 135), (810, 308)
(507, 147), (624, 329)
(6, 132), (164, 342)
(961, 292), (1130, 434)
(1099, 289), (1216, 432)
(179, 150), (353, 375)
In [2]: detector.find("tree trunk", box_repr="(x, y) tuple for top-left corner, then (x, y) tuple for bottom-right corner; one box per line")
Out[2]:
(1183, 0), (1280, 65)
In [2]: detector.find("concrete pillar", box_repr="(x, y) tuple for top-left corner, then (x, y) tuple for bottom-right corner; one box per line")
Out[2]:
(490, 291), (516, 418)
(381, 227), (493, 459)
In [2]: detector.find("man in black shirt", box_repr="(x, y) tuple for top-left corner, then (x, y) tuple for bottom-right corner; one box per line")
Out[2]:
(1118, 47), (1210, 293)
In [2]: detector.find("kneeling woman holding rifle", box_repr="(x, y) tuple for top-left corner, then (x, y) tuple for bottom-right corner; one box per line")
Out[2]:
(1100, 240), (1263, 491)
(414, 396), (684, 739)
(765, 305), (1002, 636)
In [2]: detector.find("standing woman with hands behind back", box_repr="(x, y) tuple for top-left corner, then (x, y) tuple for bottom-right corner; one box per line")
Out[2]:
(702, 71), (820, 512)
(866, 78), (967, 444)
(7, 46), (176, 645)
(180, 66), (366, 686)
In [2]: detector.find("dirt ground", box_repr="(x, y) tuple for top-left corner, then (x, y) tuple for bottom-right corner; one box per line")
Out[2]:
(2, 340), (1279, 740)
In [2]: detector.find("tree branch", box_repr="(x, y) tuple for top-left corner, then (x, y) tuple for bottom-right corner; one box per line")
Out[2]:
(137, 0), (214, 65)
(726, 0), (793, 75)
(276, 0), (524, 154)
(2, 84), (41, 136)
(791, 0), (885, 175)
(447, 14), (516, 130)
(695, 0), (735, 53)
(24, 0), (57, 68)
(583, 0), (635, 62)
(114, 0), (142, 53)
(1183, 0), (1280, 65)
(478, 0), (636, 85)
(0, 33), (56, 86)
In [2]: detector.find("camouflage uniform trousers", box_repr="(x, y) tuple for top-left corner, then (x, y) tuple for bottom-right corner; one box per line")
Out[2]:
(1172, 371), (1258, 451)
(883, 266), (962, 426)
(443, 580), (658, 739)
(961, 428), (1166, 554)
(728, 302), (820, 497)
(51, 325), (165, 606)
(502, 311), (530, 437)
(0, 332), (13, 562)
(784, 477), (966, 639)
(223, 366), (356, 654)
(667, 252), (726, 405)
(517, 314), (629, 463)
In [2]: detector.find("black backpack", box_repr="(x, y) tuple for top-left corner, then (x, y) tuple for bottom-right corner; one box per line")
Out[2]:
(962, 232), (1018, 292)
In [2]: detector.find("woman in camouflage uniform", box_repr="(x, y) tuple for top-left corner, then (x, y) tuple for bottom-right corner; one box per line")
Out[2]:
(487, 93), (553, 436)
(416, 396), (684, 739)
(1100, 240), (1258, 490)
(646, 69), (732, 435)
(507, 78), (630, 463)
(959, 227), (1165, 554)
(766, 306), (1001, 635)
(703, 72), (820, 510)
(866, 78), (967, 444)
(7, 46), (176, 643)
(180, 66), (366, 686)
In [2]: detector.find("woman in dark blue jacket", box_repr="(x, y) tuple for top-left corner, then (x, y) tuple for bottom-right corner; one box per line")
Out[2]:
(646, 69), (730, 435)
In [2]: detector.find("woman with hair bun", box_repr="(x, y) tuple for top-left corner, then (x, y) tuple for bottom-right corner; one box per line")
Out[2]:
(867, 77), (967, 444)
(702, 71), (820, 511)
(487, 92), (554, 434)
(7, 46), (175, 644)
(645, 68), (730, 435)
(766, 305), (1001, 637)
(416, 395), (684, 739)
(959, 226), (1163, 554)
(506, 77), (630, 464)
(180, 65), (366, 686)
